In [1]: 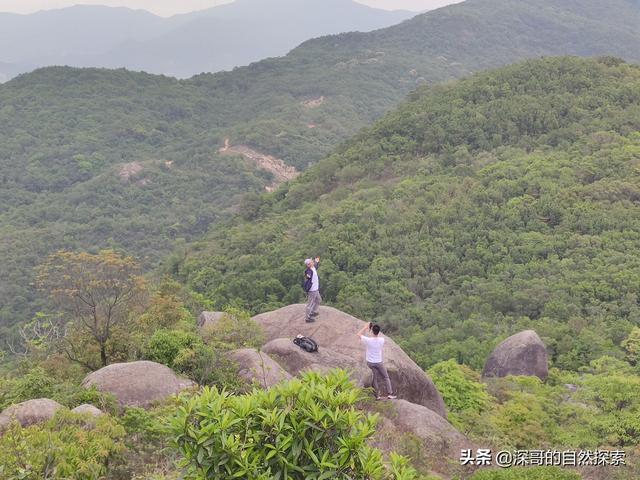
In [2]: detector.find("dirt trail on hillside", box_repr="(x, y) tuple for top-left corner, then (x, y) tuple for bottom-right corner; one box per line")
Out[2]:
(220, 138), (300, 191)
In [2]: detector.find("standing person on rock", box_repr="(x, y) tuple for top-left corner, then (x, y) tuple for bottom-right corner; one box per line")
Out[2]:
(303, 257), (321, 323)
(357, 322), (397, 400)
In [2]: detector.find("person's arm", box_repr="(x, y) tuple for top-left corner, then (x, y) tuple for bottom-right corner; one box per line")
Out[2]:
(314, 256), (320, 269)
(357, 322), (371, 339)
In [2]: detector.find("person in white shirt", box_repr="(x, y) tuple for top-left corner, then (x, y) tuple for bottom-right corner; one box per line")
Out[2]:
(357, 322), (396, 400)
(303, 257), (321, 322)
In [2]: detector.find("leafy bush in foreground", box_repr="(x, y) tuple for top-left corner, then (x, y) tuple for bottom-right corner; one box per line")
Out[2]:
(0, 410), (126, 480)
(170, 369), (421, 479)
(470, 466), (581, 479)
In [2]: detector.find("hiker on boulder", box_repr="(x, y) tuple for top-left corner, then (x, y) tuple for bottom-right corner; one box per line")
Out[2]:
(303, 257), (321, 322)
(357, 322), (396, 400)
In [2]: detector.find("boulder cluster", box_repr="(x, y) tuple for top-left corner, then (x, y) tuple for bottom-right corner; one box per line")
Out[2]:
(0, 303), (549, 479)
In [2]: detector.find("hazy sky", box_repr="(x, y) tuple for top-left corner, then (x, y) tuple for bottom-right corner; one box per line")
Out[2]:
(0, 0), (462, 16)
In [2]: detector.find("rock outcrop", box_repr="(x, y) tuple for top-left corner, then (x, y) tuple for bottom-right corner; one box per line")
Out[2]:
(229, 348), (292, 388)
(482, 330), (548, 380)
(198, 311), (225, 330)
(372, 400), (477, 478)
(0, 398), (63, 431)
(252, 304), (447, 418)
(82, 361), (195, 408)
(71, 404), (104, 417)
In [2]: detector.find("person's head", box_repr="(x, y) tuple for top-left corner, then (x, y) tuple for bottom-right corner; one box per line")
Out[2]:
(372, 324), (381, 335)
(304, 258), (313, 267)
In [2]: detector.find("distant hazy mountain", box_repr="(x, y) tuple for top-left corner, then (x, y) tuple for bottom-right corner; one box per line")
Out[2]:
(0, 0), (415, 80)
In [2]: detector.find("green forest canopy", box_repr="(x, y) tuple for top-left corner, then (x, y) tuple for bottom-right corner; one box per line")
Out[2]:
(174, 57), (640, 373)
(0, 0), (639, 334)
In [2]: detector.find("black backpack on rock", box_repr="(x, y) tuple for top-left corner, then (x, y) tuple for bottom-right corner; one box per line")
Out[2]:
(293, 335), (318, 353)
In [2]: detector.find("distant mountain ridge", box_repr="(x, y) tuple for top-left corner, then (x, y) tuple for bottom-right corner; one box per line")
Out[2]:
(0, 0), (415, 80)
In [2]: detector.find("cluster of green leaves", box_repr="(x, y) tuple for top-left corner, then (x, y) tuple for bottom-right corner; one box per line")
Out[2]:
(470, 467), (580, 480)
(0, 270), (253, 479)
(427, 359), (491, 431)
(0, 366), (116, 412)
(170, 369), (422, 480)
(0, 410), (126, 480)
(137, 295), (261, 390)
(177, 57), (640, 374)
(430, 355), (640, 453)
(1, 0), (640, 336)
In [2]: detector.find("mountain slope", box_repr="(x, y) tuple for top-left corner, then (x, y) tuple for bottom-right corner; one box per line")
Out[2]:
(175, 57), (640, 372)
(1, 0), (639, 334)
(203, 0), (640, 168)
(0, 0), (415, 80)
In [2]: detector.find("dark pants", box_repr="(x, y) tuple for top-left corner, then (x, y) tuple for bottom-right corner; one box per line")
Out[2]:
(367, 361), (393, 396)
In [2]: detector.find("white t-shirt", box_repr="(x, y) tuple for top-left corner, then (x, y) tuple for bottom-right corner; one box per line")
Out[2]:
(361, 335), (384, 363)
(310, 267), (319, 292)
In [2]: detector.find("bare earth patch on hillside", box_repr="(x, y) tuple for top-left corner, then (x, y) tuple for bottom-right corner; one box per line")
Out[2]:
(118, 162), (143, 181)
(301, 96), (325, 108)
(219, 138), (300, 191)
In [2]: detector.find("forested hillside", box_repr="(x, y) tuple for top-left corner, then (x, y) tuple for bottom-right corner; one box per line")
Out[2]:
(1, 0), (639, 334)
(2, 57), (640, 480)
(212, 0), (640, 167)
(175, 57), (640, 373)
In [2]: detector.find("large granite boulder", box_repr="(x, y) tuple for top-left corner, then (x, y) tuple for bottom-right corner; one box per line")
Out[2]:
(82, 361), (195, 408)
(482, 330), (548, 380)
(229, 348), (292, 388)
(0, 398), (64, 431)
(371, 400), (477, 478)
(262, 338), (355, 376)
(253, 304), (447, 418)
(198, 311), (225, 330)
(71, 404), (104, 417)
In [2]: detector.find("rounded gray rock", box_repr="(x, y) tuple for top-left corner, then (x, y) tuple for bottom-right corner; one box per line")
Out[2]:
(229, 348), (292, 389)
(482, 330), (548, 380)
(372, 399), (477, 478)
(82, 361), (195, 408)
(0, 398), (63, 431)
(253, 304), (447, 418)
(71, 404), (104, 417)
(198, 311), (225, 330)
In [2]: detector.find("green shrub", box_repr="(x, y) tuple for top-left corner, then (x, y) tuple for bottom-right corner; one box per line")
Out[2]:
(200, 307), (264, 350)
(0, 367), (116, 412)
(143, 329), (201, 368)
(0, 367), (57, 409)
(120, 407), (169, 444)
(428, 360), (491, 414)
(0, 409), (126, 480)
(170, 369), (420, 479)
(470, 466), (581, 479)
(172, 343), (243, 389)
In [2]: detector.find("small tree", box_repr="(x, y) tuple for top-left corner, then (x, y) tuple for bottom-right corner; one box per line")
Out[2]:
(36, 250), (146, 370)
(622, 327), (640, 366)
(170, 370), (421, 479)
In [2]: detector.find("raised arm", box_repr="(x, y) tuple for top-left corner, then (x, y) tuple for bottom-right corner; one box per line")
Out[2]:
(357, 323), (371, 339)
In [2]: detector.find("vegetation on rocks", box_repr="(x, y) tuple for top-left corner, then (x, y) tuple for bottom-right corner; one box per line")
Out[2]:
(171, 370), (424, 480)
